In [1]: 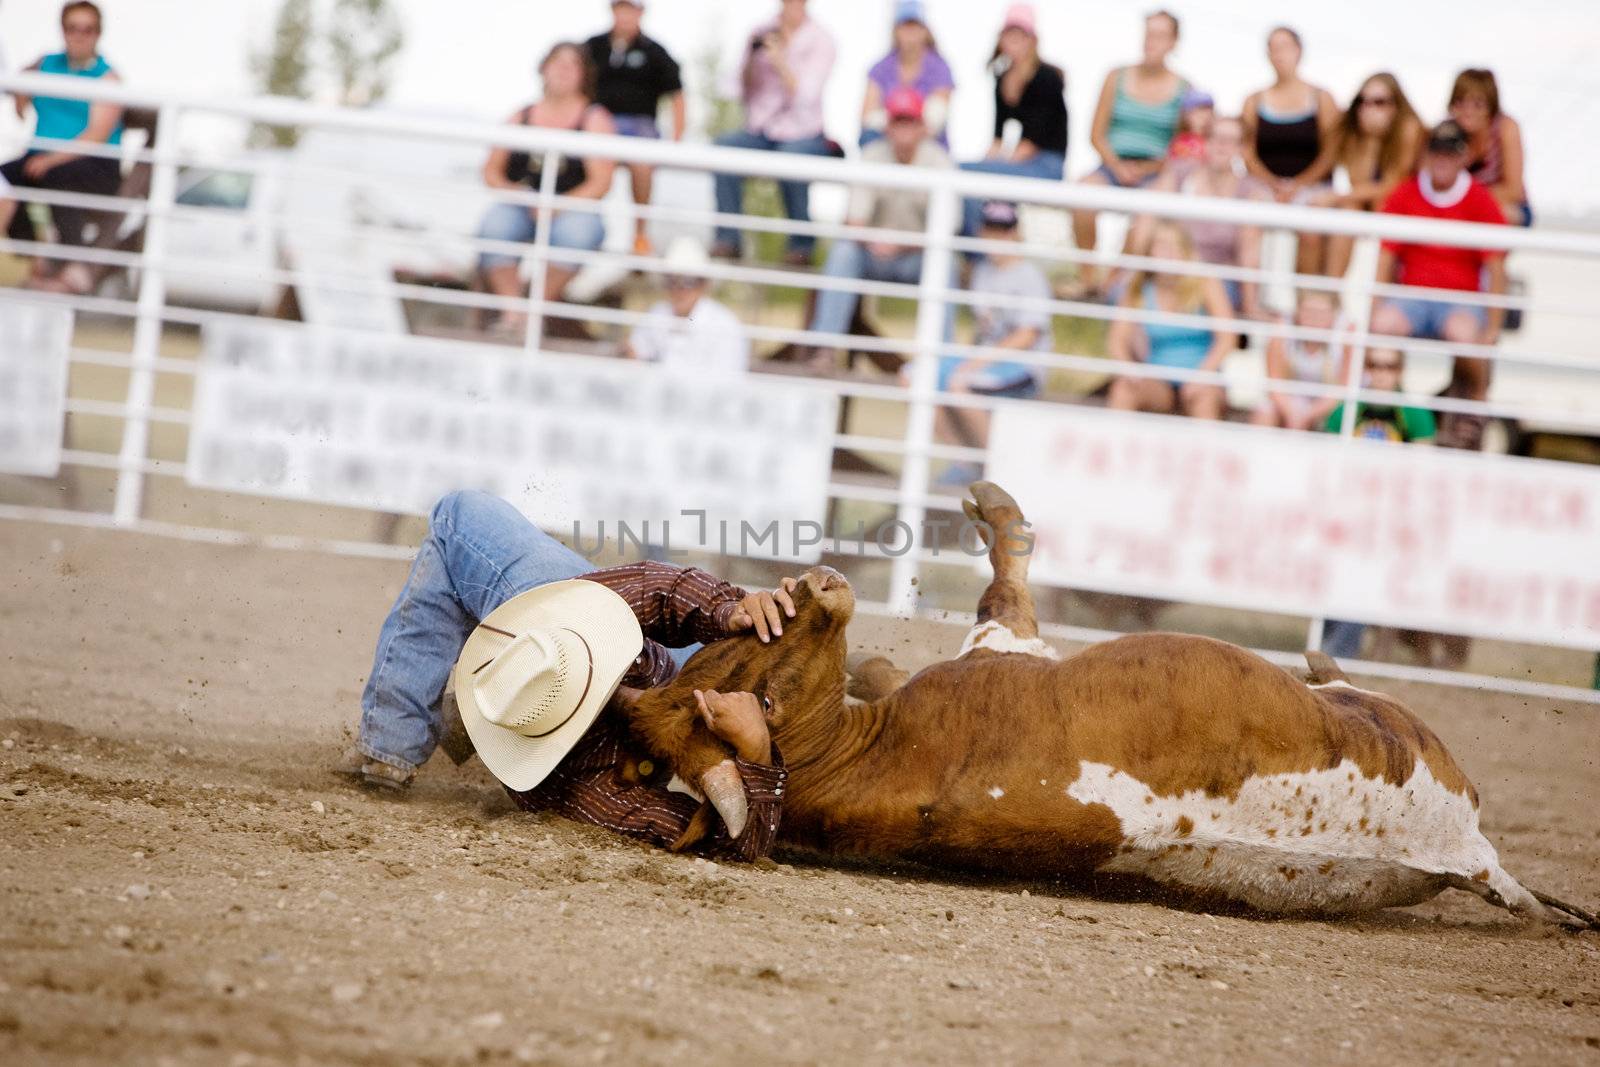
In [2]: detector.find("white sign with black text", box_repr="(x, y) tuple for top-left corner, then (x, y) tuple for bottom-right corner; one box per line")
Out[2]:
(0, 298), (72, 477)
(186, 322), (840, 561)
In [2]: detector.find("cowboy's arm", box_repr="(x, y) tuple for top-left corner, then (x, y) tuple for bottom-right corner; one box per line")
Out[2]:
(582, 561), (748, 647)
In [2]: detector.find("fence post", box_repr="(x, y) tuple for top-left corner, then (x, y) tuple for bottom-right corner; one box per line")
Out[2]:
(111, 102), (180, 526)
(522, 150), (560, 355)
(886, 184), (958, 616)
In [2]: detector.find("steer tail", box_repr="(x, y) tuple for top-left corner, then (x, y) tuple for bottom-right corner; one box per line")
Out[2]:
(1445, 866), (1598, 930)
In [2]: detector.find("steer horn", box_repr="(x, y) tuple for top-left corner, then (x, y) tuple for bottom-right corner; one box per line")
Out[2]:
(700, 759), (749, 840)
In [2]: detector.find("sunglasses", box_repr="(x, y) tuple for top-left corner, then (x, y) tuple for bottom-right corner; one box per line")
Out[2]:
(664, 275), (703, 290)
(1357, 95), (1395, 109)
(64, 22), (100, 35)
(1365, 360), (1402, 371)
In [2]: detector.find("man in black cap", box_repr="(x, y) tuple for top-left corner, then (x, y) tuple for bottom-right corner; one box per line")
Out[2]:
(1370, 119), (1508, 424)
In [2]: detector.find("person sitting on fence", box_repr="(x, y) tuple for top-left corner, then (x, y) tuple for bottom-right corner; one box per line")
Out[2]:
(803, 86), (952, 374)
(1126, 115), (1270, 318)
(1106, 220), (1235, 420)
(1449, 69), (1530, 228)
(860, 0), (953, 149)
(1318, 345), (1434, 661)
(0, 1), (124, 294)
(932, 200), (1047, 480)
(626, 236), (748, 376)
(477, 42), (616, 339)
(1372, 119), (1507, 446)
(1166, 88), (1213, 165)
(1071, 10), (1189, 296)
(343, 490), (799, 864)
(1252, 288), (1352, 431)
(957, 4), (1067, 241)
(584, 0), (685, 257)
(1307, 73), (1424, 279)
(711, 0), (836, 266)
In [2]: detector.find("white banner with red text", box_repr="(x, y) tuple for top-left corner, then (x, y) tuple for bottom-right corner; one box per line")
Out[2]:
(985, 404), (1600, 650)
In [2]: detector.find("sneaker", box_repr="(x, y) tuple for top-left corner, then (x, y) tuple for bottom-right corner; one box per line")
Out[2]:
(632, 233), (655, 257)
(709, 241), (741, 261)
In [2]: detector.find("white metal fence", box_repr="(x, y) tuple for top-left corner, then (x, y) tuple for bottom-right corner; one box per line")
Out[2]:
(3, 71), (1599, 702)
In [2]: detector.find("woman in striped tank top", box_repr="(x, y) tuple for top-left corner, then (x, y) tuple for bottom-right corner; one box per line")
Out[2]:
(1072, 10), (1190, 297)
(1448, 69), (1530, 227)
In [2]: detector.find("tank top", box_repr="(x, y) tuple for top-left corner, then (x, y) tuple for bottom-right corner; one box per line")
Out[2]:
(503, 103), (595, 195)
(1142, 288), (1212, 370)
(1254, 94), (1319, 178)
(1467, 115), (1507, 186)
(1178, 170), (1265, 265)
(33, 52), (123, 146)
(1108, 70), (1185, 161)
(1284, 332), (1341, 385)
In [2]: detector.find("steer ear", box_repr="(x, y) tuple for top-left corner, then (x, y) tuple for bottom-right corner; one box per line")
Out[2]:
(1304, 651), (1351, 686)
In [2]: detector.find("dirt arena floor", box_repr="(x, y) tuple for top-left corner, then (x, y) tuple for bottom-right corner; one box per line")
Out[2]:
(2, 519), (1598, 1066)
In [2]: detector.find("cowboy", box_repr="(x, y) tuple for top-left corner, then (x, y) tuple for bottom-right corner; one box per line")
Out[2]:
(343, 490), (799, 861)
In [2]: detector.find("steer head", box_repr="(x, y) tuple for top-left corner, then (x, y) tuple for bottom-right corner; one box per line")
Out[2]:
(612, 566), (854, 839)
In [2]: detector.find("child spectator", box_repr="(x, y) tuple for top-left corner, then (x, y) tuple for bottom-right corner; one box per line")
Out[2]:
(1307, 72), (1424, 278)
(0, 1), (124, 293)
(806, 87), (953, 370)
(861, 0), (953, 148)
(1072, 10), (1190, 296)
(584, 1), (685, 256)
(477, 42), (615, 338)
(1107, 221), (1235, 420)
(1449, 69), (1530, 227)
(1240, 25), (1341, 275)
(711, 0), (836, 266)
(1371, 119), (1507, 420)
(933, 201), (1048, 473)
(957, 4), (1067, 239)
(1252, 289), (1352, 431)
(627, 236), (749, 376)
(1167, 89), (1213, 164)
(1128, 115), (1270, 318)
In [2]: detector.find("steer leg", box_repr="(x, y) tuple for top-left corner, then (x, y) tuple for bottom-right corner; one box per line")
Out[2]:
(959, 481), (1056, 660)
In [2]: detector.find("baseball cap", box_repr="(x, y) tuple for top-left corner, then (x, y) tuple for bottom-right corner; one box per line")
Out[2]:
(1426, 119), (1468, 154)
(1181, 88), (1215, 112)
(979, 200), (1020, 229)
(1002, 3), (1037, 35)
(885, 86), (925, 122)
(893, 0), (926, 24)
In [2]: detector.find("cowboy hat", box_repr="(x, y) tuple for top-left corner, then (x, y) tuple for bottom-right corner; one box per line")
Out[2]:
(453, 580), (644, 791)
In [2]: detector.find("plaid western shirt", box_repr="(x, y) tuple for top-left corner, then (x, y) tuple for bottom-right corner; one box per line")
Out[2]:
(507, 562), (787, 862)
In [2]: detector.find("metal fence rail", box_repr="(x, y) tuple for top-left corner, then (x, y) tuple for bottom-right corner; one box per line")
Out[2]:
(3, 70), (1599, 703)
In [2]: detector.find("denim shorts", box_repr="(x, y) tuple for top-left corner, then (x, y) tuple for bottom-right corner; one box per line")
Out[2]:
(611, 114), (660, 140)
(476, 201), (605, 270)
(1090, 160), (1163, 189)
(1382, 296), (1486, 340)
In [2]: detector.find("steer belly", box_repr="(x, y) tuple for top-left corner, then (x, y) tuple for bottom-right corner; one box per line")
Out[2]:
(1065, 756), (1512, 914)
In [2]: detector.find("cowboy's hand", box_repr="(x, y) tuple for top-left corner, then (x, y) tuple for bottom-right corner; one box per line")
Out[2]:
(694, 688), (771, 764)
(727, 577), (798, 642)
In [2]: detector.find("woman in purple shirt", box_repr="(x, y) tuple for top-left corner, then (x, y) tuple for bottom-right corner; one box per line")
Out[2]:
(860, 0), (953, 148)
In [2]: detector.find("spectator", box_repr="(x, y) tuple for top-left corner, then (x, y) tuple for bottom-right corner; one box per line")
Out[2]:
(0, 1), (124, 294)
(1371, 120), (1507, 425)
(477, 42), (616, 338)
(1308, 72), (1423, 278)
(627, 236), (748, 376)
(935, 200), (1048, 467)
(1319, 345), (1434, 661)
(584, 1), (685, 256)
(1450, 69), (1530, 227)
(861, 0), (953, 148)
(806, 87), (953, 370)
(1252, 289), (1352, 430)
(1127, 115), (1270, 318)
(957, 4), (1067, 240)
(1107, 221), (1235, 419)
(1240, 26), (1341, 275)
(1072, 10), (1189, 295)
(711, 0), (836, 266)
(1167, 88), (1213, 165)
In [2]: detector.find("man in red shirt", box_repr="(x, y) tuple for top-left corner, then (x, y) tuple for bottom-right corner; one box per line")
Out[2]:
(1371, 120), (1508, 403)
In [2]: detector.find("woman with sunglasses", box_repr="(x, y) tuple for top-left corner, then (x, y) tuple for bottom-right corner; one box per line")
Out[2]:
(1307, 72), (1424, 278)
(1449, 68), (1530, 227)
(0, 1), (125, 293)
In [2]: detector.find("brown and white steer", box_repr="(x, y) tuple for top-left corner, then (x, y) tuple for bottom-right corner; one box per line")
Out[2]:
(620, 483), (1594, 925)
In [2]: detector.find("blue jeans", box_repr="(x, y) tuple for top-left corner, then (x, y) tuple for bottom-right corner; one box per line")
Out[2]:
(476, 201), (606, 271)
(1322, 620), (1366, 661)
(1380, 296), (1487, 341)
(713, 130), (831, 256)
(809, 240), (957, 344)
(958, 152), (1066, 237)
(358, 491), (700, 773)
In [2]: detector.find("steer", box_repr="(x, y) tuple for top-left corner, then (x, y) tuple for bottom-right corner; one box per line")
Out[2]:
(619, 483), (1595, 926)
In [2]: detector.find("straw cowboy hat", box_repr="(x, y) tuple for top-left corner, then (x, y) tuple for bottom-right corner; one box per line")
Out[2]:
(453, 580), (644, 791)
